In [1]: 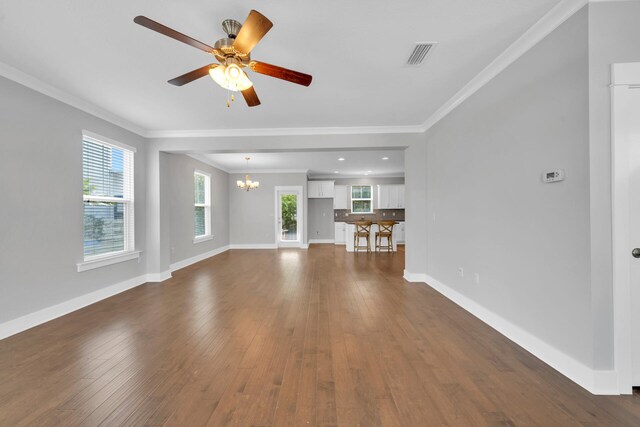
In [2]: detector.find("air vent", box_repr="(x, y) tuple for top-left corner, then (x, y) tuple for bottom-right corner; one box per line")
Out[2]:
(406, 42), (438, 67)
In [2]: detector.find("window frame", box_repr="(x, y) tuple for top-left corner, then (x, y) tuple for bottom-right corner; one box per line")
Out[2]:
(78, 131), (138, 272)
(350, 185), (374, 214)
(193, 169), (212, 243)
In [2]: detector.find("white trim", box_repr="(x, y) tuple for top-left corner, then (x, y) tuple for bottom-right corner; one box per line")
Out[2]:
(229, 243), (278, 249)
(194, 168), (211, 177)
(193, 235), (213, 244)
(77, 250), (141, 272)
(231, 169), (310, 174)
(403, 270), (429, 283)
(309, 239), (335, 244)
(146, 125), (425, 139)
(82, 130), (137, 153)
(0, 61), (146, 136)
(410, 273), (620, 395)
(419, 0), (588, 133)
(145, 270), (172, 282)
(301, 244), (309, 249)
(0, 274), (147, 340)
(170, 245), (230, 272)
(611, 62), (640, 394)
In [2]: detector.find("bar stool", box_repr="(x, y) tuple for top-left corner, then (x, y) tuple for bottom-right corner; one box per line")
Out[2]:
(353, 221), (372, 252)
(375, 221), (395, 252)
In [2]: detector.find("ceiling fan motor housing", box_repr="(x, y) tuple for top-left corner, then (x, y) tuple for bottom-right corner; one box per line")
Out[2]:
(222, 19), (242, 38)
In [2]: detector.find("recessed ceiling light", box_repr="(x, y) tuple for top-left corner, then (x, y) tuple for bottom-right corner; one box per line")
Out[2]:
(367, 170), (372, 173)
(334, 171), (339, 174)
(338, 157), (345, 161)
(364, 172), (369, 176)
(382, 157), (389, 160)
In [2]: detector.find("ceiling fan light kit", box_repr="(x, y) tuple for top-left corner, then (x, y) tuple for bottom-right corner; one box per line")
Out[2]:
(133, 10), (312, 108)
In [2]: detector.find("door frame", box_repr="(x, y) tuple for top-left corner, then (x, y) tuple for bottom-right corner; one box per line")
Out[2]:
(275, 186), (304, 248)
(611, 62), (640, 394)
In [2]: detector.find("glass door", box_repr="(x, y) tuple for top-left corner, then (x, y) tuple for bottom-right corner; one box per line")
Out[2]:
(277, 190), (301, 245)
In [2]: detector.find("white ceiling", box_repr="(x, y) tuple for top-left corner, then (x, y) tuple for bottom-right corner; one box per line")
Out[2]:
(198, 150), (405, 178)
(0, 0), (560, 132)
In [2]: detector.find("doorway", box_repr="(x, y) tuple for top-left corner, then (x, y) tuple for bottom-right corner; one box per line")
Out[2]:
(275, 186), (303, 247)
(612, 62), (640, 393)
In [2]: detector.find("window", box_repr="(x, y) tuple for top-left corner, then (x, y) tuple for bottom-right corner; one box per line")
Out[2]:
(194, 170), (211, 241)
(351, 185), (373, 213)
(82, 132), (135, 260)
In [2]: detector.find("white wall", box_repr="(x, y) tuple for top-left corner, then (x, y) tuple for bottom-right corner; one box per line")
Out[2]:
(587, 0), (640, 369)
(0, 76), (148, 324)
(167, 154), (229, 265)
(422, 8), (593, 366)
(228, 173), (308, 245)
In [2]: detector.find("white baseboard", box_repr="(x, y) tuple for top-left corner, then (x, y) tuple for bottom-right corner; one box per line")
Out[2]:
(411, 273), (619, 395)
(0, 274), (147, 340)
(229, 243), (278, 250)
(301, 244), (309, 249)
(309, 239), (335, 244)
(170, 245), (230, 272)
(403, 270), (429, 283)
(145, 270), (172, 283)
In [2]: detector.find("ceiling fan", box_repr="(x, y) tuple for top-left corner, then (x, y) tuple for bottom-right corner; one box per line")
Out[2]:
(133, 10), (313, 107)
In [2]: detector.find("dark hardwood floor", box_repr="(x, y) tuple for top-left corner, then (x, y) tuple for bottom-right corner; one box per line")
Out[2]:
(1, 245), (640, 426)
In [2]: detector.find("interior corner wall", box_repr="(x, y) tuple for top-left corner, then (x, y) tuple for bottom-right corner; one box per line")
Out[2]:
(167, 154), (230, 265)
(229, 173), (308, 245)
(0, 76), (148, 325)
(423, 8), (593, 366)
(404, 141), (428, 277)
(587, 0), (640, 369)
(308, 198), (334, 240)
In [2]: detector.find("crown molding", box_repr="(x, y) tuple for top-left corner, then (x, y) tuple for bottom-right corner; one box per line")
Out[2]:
(145, 124), (425, 139)
(229, 169), (309, 174)
(311, 173), (405, 179)
(419, 0), (588, 133)
(0, 61), (147, 137)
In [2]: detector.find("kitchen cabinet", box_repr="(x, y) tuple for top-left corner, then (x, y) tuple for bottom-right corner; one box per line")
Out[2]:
(334, 222), (346, 244)
(333, 185), (348, 209)
(377, 185), (405, 209)
(308, 180), (334, 198)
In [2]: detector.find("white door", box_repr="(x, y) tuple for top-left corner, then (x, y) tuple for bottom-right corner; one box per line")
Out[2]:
(276, 188), (303, 247)
(623, 84), (640, 386)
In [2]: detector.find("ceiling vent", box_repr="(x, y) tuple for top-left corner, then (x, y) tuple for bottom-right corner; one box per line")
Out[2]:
(406, 42), (438, 67)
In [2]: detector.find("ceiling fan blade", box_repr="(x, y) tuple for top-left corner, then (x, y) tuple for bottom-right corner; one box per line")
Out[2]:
(168, 64), (218, 86)
(134, 16), (218, 55)
(233, 10), (273, 54)
(249, 61), (312, 87)
(241, 86), (261, 107)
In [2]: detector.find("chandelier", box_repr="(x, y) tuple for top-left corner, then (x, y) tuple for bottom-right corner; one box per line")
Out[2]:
(237, 157), (260, 191)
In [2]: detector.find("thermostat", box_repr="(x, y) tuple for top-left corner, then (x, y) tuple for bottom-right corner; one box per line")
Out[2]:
(542, 169), (565, 183)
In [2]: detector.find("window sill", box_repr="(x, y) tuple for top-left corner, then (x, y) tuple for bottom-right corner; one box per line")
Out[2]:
(77, 251), (141, 272)
(193, 235), (214, 244)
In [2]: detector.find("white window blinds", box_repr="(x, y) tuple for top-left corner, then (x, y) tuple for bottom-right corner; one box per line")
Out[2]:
(82, 134), (135, 259)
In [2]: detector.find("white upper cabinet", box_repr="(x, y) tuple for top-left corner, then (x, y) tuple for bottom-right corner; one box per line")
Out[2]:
(377, 185), (405, 209)
(333, 185), (348, 209)
(308, 180), (335, 198)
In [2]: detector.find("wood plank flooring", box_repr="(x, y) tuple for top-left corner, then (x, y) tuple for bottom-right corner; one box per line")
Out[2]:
(1, 245), (639, 426)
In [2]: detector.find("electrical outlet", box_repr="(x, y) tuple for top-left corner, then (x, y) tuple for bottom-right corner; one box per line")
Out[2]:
(474, 273), (480, 284)
(392, 212), (396, 217)
(382, 212), (386, 216)
(458, 267), (464, 277)
(171, 247), (175, 254)
(433, 213), (436, 222)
